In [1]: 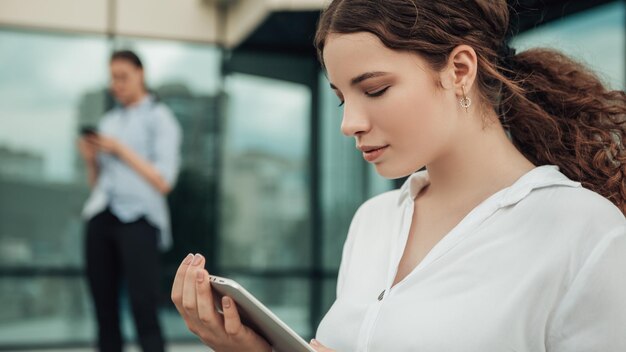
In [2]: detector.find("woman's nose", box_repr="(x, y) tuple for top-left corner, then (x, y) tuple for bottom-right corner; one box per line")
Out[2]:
(340, 103), (371, 136)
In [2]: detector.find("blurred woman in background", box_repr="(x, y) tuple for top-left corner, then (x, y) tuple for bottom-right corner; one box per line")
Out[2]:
(78, 50), (181, 352)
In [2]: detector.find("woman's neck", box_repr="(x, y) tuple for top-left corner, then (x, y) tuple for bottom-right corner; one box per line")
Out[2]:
(423, 116), (535, 205)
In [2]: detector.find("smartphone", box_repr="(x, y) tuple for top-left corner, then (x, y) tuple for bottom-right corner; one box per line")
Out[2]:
(80, 125), (98, 136)
(209, 276), (315, 352)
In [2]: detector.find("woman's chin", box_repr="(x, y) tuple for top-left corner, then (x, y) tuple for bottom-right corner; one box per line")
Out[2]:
(373, 162), (420, 180)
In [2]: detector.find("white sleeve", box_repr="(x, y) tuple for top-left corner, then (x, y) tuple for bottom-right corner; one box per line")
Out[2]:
(152, 106), (182, 186)
(546, 225), (626, 351)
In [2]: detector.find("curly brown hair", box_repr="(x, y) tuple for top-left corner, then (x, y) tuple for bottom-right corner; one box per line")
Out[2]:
(315, 0), (626, 214)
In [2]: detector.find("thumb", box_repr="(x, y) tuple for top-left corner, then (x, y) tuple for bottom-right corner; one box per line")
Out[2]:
(222, 296), (245, 336)
(310, 339), (335, 351)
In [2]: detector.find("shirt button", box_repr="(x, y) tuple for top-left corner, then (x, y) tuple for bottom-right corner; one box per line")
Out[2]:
(378, 289), (385, 301)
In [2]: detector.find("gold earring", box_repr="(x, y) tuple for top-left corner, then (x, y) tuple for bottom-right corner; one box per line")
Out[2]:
(460, 85), (471, 112)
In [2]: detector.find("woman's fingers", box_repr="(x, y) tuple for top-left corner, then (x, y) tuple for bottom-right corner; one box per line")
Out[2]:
(171, 253), (194, 313)
(222, 296), (273, 351)
(85, 135), (102, 147)
(173, 259), (272, 352)
(310, 339), (335, 351)
(86, 135), (119, 154)
(78, 138), (97, 157)
(222, 296), (245, 336)
(182, 254), (205, 319)
(195, 269), (221, 328)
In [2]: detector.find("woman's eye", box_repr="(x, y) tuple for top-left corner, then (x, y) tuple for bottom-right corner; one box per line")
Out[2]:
(365, 86), (390, 97)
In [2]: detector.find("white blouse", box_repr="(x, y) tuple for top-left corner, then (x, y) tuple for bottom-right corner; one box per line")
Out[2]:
(316, 165), (626, 352)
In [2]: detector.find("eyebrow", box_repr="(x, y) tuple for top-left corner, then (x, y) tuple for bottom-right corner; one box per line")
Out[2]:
(329, 71), (390, 90)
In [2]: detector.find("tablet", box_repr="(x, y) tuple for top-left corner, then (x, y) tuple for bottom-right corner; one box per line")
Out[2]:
(209, 275), (315, 352)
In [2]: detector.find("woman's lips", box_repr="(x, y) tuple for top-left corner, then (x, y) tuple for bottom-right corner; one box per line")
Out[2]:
(361, 145), (389, 162)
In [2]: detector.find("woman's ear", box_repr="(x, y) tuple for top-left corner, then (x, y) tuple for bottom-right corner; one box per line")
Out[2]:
(446, 44), (478, 95)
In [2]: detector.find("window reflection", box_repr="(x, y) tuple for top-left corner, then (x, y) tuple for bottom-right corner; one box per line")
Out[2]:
(0, 31), (109, 271)
(0, 277), (93, 345)
(220, 73), (311, 270)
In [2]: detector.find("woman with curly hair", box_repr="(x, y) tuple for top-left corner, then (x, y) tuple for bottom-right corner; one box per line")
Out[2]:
(172, 1), (626, 351)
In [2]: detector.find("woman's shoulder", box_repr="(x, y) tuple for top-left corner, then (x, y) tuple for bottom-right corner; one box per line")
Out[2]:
(528, 183), (625, 228)
(519, 185), (625, 263)
(152, 102), (176, 119)
(101, 104), (122, 119)
(151, 102), (182, 131)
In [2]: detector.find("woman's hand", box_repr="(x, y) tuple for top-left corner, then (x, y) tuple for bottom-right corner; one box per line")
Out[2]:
(310, 339), (336, 351)
(77, 137), (98, 163)
(84, 133), (172, 194)
(86, 134), (122, 155)
(171, 253), (272, 352)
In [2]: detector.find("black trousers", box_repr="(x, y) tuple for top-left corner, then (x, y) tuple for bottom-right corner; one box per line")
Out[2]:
(85, 209), (165, 352)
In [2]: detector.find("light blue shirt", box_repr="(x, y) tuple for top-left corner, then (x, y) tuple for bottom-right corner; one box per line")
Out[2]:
(82, 95), (182, 250)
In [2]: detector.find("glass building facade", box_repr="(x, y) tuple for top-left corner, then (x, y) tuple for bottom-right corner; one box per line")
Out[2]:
(0, 0), (624, 349)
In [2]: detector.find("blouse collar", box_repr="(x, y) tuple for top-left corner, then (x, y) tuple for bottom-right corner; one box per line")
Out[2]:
(397, 165), (581, 207)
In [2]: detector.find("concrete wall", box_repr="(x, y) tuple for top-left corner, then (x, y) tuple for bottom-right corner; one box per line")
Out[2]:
(0, 0), (220, 43)
(0, 0), (327, 46)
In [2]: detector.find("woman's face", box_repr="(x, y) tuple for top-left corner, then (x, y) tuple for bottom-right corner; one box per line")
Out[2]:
(323, 32), (460, 179)
(109, 59), (144, 106)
